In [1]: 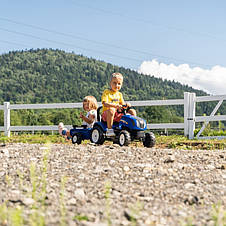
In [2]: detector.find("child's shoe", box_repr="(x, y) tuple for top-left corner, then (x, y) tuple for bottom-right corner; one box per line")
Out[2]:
(106, 128), (115, 137)
(58, 122), (67, 135)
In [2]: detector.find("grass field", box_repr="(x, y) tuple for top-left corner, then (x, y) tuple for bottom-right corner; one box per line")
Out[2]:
(1, 133), (226, 150)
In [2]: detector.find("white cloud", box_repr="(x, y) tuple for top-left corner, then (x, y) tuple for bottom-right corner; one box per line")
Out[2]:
(138, 60), (226, 95)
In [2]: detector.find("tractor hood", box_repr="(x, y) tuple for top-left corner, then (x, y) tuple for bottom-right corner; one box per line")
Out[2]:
(120, 115), (147, 130)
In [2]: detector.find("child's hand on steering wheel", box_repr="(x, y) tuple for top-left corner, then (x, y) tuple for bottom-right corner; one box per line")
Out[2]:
(125, 102), (131, 108)
(121, 102), (131, 109)
(116, 104), (123, 113)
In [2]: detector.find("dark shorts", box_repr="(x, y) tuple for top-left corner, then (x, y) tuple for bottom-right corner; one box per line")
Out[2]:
(101, 110), (123, 122)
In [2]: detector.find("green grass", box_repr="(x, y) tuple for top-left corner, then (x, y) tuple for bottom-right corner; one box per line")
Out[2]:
(128, 201), (143, 226)
(1, 133), (226, 150)
(104, 181), (112, 226)
(60, 176), (67, 226)
(194, 127), (226, 137)
(9, 206), (24, 226)
(0, 133), (67, 144)
(0, 203), (8, 225)
(153, 134), (226, 150)
(211, 203), (226, 226)
(73, 215), (89, 221)
(180, 203), (226, 226)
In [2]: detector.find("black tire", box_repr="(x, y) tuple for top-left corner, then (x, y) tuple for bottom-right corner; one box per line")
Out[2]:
(72, 133), (82, 144)
(90, 126), (105, 144)
(118, 130), (131, 146)
(143, 132), (155, 148)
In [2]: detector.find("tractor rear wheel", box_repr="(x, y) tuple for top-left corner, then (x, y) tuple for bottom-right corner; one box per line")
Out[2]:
(90, 126), (105, 144)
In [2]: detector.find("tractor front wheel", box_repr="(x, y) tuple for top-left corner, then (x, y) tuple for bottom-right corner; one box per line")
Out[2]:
(143, 132), (155, 147)
(118, 130), (131, 146)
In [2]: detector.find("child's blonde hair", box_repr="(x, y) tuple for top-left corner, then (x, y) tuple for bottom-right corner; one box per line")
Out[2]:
(83, 96), (98, 110)
(111, 72), (123, 81)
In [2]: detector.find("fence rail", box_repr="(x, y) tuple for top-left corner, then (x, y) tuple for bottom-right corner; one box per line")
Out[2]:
(10, 102), (83, 110)
(1, 92), (226, 139)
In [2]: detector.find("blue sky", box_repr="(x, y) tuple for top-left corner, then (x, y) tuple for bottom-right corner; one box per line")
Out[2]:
(1, 0), (226, 94)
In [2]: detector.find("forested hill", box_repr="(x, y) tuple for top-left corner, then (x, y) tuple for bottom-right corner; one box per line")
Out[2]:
(0, 48), (207, 104)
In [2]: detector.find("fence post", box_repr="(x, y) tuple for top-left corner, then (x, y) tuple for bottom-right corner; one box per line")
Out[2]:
(188, 93), (196, 139)
(184, 92), (189, 137)
(4, 102), (10, 137)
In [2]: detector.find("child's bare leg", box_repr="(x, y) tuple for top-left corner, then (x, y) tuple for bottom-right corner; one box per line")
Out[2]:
(128, 108), (136, 116)
(106, 108), (116, 129)
(66, 131), (71, 139)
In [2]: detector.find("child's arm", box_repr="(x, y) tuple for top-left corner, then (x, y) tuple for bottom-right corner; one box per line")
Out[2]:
(80, 112), (95, 124)
(102, 101), (122, 109)
(125, 102), (131, 107)
(119, 92), (130, 108)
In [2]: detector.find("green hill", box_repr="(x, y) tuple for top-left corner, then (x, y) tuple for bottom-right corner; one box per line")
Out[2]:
(0, 48), (206, 104)
(0, 48), (225, 128)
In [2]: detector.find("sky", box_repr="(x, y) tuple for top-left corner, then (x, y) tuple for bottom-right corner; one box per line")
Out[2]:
(1, 0), (226, 95)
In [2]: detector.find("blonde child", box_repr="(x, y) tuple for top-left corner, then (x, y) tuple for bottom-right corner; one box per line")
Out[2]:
(101, 72), (136, 136)
(58, 96), (98, 139)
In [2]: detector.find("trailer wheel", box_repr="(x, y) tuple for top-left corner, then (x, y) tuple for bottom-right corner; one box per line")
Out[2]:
(72, 133), (82, 144)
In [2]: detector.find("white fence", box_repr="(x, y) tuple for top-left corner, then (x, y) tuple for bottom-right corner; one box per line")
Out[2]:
(0, 92), (226, 139)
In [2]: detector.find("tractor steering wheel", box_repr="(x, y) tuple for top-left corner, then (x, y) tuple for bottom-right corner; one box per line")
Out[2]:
(117, 105), (130, 115)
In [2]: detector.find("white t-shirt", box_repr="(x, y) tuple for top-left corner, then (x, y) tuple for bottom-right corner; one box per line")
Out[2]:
(82, 109), (97, 128)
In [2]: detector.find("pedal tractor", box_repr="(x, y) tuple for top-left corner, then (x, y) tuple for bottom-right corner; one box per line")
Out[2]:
(90, 106), (156, 147)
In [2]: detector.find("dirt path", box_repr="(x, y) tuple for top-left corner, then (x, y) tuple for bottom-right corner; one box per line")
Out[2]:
(0, 143), (225, 225)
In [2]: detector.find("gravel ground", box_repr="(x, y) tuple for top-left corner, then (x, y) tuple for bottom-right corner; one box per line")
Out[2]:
(0, 143), (226, 226)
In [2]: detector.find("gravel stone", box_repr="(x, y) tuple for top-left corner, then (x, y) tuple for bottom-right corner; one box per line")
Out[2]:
(0, 143), (225, 225)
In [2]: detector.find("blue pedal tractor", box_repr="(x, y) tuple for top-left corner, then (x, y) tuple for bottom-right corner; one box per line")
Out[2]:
(90, 106), (156, 147)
